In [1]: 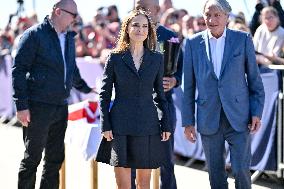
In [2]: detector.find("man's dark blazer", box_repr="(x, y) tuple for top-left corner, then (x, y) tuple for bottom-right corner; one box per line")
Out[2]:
(12, 17), (91, 111)
(99, 48), (170, 136)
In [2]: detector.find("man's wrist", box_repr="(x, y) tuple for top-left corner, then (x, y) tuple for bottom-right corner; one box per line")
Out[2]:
(16, 100), (29, 111)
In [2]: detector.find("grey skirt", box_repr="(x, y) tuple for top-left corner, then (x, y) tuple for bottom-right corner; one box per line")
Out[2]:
(96, 134), (169, 169)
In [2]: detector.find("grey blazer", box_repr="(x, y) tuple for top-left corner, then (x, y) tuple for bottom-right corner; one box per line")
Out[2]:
(182, 29), (265, 135)
(99, 48), (170, 136)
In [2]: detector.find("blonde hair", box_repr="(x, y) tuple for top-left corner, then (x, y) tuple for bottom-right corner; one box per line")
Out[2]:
(113, 9), (157, 53)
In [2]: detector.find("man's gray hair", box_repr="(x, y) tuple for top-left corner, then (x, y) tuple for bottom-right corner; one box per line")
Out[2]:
(203, 0), (232, 15)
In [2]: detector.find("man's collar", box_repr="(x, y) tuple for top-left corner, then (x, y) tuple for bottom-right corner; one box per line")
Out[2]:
(46, 16), (67, 35)
(208, 27), (227, 39)
(46, 16), (59, 33)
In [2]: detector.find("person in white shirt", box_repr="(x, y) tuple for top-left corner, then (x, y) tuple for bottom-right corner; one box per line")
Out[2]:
(182, 0), (265, 188)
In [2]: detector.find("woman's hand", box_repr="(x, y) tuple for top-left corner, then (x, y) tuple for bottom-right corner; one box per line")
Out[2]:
(161, 132), (171, 141)
(103, 130), (114, 141)
(263, 54), (284, 65)
(256, 54), (272, 65)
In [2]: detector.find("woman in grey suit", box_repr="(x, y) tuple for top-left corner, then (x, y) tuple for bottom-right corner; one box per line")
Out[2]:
(96, 9), (171, 189)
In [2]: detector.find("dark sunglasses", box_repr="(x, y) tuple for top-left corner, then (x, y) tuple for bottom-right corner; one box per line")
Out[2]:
(60, 8), (78, 18)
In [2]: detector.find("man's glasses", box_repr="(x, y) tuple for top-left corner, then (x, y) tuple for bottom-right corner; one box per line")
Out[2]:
(60, 8), (78, 19)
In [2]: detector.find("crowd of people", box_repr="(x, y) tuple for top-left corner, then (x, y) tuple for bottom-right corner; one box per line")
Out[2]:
(1, 0), (284, 189)
(2, 0), (284, 63)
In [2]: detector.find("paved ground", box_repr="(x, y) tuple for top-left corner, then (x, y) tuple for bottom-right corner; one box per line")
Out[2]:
(0, 123), (283, 189)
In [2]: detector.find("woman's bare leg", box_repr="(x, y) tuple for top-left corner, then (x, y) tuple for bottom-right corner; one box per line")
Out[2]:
(114, 167), (131, 189)
(136, 169), (152, 189)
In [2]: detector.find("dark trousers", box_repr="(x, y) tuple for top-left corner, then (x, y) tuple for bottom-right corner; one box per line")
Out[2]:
(201, 108), (251, 189)
(131, 100), (177, 189)
(160, 99), (177, 189)
(160, 134), (177, 189)
(18, 101), (68, 189)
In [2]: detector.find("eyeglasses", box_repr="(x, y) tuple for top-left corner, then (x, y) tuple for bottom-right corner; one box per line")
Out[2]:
(263, 15), (276, 21)
(60, 8), (78, 19)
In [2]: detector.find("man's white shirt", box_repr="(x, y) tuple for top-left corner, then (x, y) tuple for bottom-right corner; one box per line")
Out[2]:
(207, 28), (227, 79)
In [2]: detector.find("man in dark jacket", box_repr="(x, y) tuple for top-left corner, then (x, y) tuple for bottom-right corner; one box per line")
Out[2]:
(12, 0), (95, 188)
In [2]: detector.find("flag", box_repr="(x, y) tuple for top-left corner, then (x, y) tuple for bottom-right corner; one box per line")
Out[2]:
(68, 100), (100, 124)
(65, 100), (102, 161)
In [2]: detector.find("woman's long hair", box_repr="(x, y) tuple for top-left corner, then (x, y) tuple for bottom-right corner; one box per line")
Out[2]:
(113, 9), (157, 53)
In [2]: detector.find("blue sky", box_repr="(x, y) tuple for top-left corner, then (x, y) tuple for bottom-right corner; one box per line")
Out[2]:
(0, 0), (278, 29)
